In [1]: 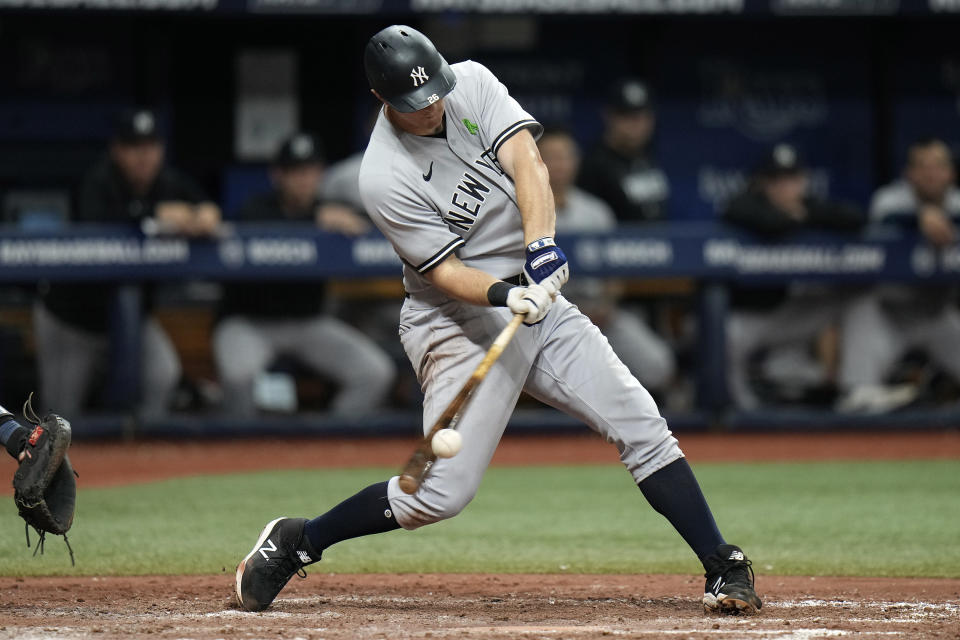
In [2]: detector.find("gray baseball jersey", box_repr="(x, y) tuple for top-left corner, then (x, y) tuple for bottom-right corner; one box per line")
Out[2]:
(360, 60), (542, 297)
(359, 60), (682, 530)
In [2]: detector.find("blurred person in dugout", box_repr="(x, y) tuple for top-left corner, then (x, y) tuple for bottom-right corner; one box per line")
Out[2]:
(723, 144), (864, 410)
(318, 109), (407, 354)
(34, 109), (221, 417)
(837, 137), (960, 412)
(578, 78), (669, 223)
(320, 106), (382, 211)
(213, 132), (396, 417)
(538, 127), (676, 394)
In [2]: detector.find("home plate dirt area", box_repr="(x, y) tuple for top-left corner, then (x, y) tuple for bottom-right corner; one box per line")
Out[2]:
(2, 573), (959, 639)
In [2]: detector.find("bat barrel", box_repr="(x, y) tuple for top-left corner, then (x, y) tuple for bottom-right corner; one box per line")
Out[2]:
(398, 474), (420, 494)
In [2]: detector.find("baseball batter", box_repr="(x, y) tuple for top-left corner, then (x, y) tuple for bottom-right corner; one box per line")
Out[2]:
(236, 25), (762, 615)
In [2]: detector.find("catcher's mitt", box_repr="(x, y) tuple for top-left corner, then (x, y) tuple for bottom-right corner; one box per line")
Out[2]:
(13, 394), (77, 565)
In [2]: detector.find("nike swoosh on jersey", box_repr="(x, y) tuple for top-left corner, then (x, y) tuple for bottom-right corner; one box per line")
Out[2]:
(422, 161), (434, 182)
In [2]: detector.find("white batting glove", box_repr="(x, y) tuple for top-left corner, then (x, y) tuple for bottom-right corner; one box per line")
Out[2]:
(507, 284), (553, 325)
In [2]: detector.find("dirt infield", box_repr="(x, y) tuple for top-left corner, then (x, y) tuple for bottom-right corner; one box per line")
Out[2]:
(2, 573), (959, 639)
(2, 431), (959, 639)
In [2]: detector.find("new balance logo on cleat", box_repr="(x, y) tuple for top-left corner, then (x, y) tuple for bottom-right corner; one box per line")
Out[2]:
(702, 544), (762, 615)
(258, 539), (277, 559)
(235, 517), (318, 612)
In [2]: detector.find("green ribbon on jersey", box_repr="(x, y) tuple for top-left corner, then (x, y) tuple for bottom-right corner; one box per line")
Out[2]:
(462, 118), (479, 135)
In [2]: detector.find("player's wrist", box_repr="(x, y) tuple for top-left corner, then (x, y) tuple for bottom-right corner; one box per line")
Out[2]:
(486, 281), (515, 307)
(525, 237), (556, 253)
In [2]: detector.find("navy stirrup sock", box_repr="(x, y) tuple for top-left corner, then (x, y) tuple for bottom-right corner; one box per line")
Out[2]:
(638, 458), (725, 562)
(303, 481), (400, 555)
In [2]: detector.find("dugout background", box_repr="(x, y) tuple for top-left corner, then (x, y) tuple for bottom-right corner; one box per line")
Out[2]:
(2, 7), (960, 429)
(1, 12), (959, 218)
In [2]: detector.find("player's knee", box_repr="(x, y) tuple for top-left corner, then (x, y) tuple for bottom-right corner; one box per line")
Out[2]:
(349, 349), (397, 387)
(213, 341), (263, 387)
(142, 351), (180, 394)
(338, 352), (397, 410)
(217, 363), (258, 390)
(399, 485), (477, 528)
(366, 357), (397, 402)
(432, 490), (475, 521)
(644, 350), (676, 392)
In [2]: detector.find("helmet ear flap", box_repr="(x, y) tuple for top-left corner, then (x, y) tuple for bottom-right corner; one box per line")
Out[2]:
(364, 25), (457, 114)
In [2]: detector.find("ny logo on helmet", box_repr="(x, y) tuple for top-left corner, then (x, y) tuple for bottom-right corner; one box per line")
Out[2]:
(411, 66), (429, 87)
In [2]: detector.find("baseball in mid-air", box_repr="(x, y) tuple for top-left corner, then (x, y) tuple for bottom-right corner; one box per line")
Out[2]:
(431, 429), (462, 458)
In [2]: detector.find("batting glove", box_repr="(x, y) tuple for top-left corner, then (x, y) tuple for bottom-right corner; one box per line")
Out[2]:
(523, 237), (569, 296)
(507, 283), (552, 325)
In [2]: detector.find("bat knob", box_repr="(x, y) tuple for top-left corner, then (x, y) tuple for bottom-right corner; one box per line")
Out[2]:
(398, 474), (420, 495)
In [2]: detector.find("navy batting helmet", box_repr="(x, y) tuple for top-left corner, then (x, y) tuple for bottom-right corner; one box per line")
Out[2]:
(364, 25), (457, 113)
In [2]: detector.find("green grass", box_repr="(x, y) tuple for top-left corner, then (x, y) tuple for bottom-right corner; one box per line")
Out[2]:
(1, 461), (958, 578)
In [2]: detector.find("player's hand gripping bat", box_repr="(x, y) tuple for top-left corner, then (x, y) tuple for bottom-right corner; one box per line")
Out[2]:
(398, 313), (525, 494)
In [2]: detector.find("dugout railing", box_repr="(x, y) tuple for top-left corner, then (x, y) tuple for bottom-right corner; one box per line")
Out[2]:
(2, 222), (958, 436)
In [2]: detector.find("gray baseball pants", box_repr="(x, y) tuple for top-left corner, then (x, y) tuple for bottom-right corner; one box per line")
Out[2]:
(213, 315), (396, 417)
(33, 302), (181, 417)
(386, 294), (683, 530)
(839, 291), (960, 388)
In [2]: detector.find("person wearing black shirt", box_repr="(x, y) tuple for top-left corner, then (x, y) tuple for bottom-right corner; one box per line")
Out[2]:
(578, 79), (669, 223)
(213, 133), (395, 417)
(723, 144), (864, 409)
(34, 109), (222, 417)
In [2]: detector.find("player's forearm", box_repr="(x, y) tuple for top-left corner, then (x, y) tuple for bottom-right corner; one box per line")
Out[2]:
(425, 255), (501, 306)
(154, 202), (194, 232)
(155, 201), (221, 236)
(514, 153), (556, 245)
(498, 129), (556, 244)
(194, 203), (222, 235)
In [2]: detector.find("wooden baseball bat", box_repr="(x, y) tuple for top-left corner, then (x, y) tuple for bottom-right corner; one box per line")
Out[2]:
(398, 313), (525, 494)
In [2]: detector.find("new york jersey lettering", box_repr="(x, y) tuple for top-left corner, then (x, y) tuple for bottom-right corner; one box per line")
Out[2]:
(475, 149), (506, 176)
(444, 172), (491, 231)
(359, 60), (543, 295)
